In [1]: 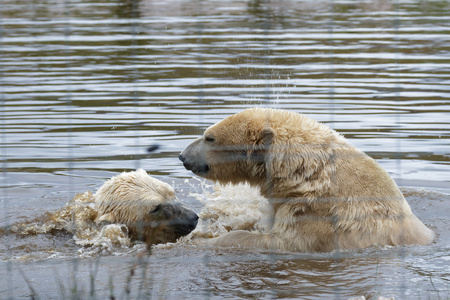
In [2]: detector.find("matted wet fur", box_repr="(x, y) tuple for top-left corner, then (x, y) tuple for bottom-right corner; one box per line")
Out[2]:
(94, 169), (198, 246)
(179, 108), (434, 252)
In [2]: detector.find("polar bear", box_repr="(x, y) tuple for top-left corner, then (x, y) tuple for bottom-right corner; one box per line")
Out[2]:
(94, 169), (198, 246)
(179, 108), (434, 252)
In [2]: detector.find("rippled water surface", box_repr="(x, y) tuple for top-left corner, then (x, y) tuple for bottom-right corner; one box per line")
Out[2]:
(1, 0), (449, 299)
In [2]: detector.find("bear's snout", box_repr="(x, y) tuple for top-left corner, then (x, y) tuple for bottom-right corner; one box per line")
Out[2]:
(172, 209), (199, 237)
(180, 156), (210, 176)
(185, 210), (199, 230)
(179, 138), (210, 176)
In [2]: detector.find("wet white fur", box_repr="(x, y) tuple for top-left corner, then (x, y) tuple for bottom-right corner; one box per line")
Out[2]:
(188, 108), (434, 252)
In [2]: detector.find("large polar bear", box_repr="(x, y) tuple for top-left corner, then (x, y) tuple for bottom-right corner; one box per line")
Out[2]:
(179, 108), (434, 252)
(94, 169), (199, 246)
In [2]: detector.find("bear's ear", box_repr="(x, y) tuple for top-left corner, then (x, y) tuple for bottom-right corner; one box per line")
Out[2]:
(256, 127), (274, 148)
(248, 126), (274, 145)
(248, 126), (274, 160)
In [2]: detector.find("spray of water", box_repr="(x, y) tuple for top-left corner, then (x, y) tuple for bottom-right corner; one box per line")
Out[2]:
(8, 178), (272, 257)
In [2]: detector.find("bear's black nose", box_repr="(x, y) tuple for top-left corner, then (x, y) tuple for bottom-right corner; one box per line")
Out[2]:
(179, 154), (185, 162)
(190, 212), (199, 227)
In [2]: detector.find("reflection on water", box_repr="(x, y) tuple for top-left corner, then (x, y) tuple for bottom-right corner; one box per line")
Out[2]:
(1, 0), (449, 299)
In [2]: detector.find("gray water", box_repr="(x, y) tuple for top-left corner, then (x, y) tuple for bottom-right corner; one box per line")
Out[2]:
(1, 0), (449, 299)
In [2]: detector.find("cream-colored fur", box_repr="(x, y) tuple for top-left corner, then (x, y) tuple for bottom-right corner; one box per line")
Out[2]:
(180, 108), (434, 252)
(94, 169), (198, 246)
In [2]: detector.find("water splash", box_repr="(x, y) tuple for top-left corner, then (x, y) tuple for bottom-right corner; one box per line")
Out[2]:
(10, 191), (137, 257)
(185, 179), (273, 240)
(6, 180), (272, 257)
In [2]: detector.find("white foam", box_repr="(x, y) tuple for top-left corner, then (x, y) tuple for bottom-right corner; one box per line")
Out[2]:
(187, 179), (272, 240)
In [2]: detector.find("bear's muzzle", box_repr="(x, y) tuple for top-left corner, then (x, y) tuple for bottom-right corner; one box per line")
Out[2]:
(179, 138), (211, 176)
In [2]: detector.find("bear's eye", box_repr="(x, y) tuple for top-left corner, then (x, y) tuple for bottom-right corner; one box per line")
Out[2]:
(151, 204), (162, 213)
(205, 135), (215, 143)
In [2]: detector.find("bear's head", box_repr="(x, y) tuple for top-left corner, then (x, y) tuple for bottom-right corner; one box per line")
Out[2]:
(94, 169), (198, 246)
(179, 108), (345, 197)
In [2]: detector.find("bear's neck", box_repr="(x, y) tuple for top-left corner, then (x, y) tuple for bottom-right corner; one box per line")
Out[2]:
(255, 141), (354, 206)
(259, 178), (331, 201)
(255, 157), (338, 209)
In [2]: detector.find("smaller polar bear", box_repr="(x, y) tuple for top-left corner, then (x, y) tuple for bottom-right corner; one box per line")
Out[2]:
(179, 108), (434, 252)
(94, 169), (198, 246)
